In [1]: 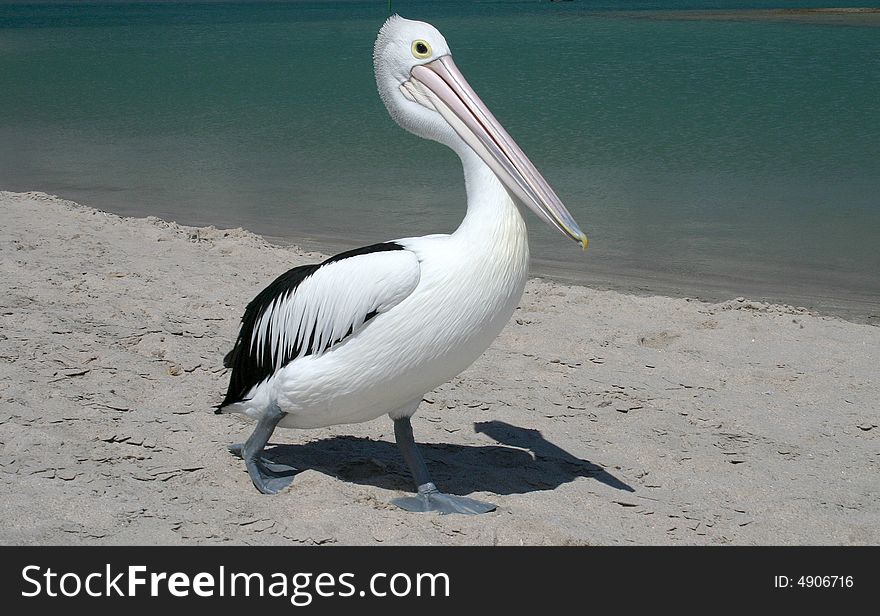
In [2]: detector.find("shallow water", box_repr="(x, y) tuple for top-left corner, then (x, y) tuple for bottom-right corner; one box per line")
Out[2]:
(1, 1), (878, 320)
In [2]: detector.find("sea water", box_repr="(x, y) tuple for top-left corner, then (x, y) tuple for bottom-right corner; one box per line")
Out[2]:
(1, 1), (878, 319)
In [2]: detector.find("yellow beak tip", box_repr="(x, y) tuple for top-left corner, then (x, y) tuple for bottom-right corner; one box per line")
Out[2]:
(580, 235), (589, 251)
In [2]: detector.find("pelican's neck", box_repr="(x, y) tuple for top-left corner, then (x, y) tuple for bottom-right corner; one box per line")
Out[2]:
(453, 147), (528, 247)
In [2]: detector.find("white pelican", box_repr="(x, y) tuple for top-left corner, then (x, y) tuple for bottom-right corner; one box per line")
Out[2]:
(217, 15), (587, 514)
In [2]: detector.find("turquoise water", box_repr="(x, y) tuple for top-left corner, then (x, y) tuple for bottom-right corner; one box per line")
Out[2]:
(1, 1), (878, 319)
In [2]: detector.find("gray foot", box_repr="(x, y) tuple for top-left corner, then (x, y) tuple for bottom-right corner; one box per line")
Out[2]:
(392, 483), (496, 515)
(228, 443), (297, 495)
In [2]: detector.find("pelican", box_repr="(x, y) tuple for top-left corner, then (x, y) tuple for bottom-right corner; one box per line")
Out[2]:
(217, 15), (587, 514)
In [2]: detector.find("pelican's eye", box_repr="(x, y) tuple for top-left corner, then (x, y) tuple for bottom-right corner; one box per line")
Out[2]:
(411, 39), (432, 59)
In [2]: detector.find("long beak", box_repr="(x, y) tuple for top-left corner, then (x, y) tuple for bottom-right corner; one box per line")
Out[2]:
(403, 56), (587, 249)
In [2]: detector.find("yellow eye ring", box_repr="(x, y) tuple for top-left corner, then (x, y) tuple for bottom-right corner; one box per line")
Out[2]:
(411, 39), (432, 59)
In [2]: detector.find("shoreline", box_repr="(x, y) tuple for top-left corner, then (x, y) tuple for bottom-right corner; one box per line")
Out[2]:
(286, 230), (880, 326)
(8, 186), (879, 325)
(3, 187), (878, 323)
(223, 216), (880, 328)
(2, 190), (878, 545)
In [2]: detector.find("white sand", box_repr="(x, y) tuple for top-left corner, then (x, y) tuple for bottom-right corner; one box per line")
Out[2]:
(0, 191), (877, 545)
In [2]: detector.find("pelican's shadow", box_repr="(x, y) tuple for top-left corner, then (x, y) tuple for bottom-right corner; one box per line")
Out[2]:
(261, 420), (633, 496)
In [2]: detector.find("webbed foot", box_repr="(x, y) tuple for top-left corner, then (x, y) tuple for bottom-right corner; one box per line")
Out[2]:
(229, 443), (297, 494)
(392, 483), (496, 515)
(245, 457), (297, 495)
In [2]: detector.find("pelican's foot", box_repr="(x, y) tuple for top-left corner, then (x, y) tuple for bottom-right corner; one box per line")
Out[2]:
(392, 483), (496, 515)
(228, 443), (297, 495)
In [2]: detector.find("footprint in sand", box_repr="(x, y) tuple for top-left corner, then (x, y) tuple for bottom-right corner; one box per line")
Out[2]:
(637, 331), (681, 350)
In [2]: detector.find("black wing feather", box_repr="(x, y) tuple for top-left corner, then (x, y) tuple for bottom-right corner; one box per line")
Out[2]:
(218, 242), (404, 410)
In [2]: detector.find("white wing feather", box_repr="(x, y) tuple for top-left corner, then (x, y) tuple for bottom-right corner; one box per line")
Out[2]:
(249, 250), (420, 368)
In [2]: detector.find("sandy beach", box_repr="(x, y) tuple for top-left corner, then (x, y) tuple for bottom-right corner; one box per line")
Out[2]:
(0, 190), (877, 545)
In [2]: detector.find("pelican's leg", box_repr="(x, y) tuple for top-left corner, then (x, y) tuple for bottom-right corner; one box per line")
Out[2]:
(391, 416), (496, 515)
(228, 404), (297, 494)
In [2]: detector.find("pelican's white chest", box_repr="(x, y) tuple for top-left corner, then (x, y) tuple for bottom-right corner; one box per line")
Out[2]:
(267, 169), (530, 429)
(402, 188), (530, 377)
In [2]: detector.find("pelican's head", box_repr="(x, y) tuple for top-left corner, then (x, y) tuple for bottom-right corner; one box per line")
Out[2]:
(373, 15), (588, 249)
